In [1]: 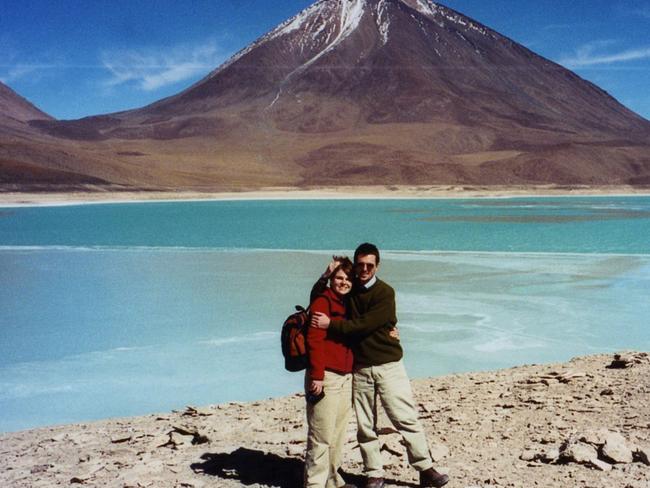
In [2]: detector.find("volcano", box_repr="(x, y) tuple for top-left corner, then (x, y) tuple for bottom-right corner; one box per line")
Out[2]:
(6, 0), (650, 190)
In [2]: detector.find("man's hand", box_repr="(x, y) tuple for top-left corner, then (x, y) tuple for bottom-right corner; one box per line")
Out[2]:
(309, 380), (324, 395)
(389, 327), (400, 341)
(310, 312), (331, 329)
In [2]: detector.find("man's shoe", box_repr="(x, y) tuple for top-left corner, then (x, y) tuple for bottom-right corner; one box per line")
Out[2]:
(420, 467), (449, 487)
(364, 477), (385, 488)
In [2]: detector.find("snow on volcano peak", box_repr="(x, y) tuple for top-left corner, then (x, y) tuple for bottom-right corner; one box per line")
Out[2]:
(376, 0), (391, 44)
(414, 0), (439, 17)
(267, 1), (327, 41)
(338, 0), (366, 44)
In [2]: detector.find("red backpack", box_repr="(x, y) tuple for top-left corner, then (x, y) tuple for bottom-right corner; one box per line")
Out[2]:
(281, 305), (310, 372)
(281, 296), (332, 372)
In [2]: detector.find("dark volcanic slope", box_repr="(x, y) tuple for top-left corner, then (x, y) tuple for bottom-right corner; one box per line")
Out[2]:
(10, 0), (650, 189)
(0, 82), (108, 189)
(0, 82), (53, 136)
(147, 0), (648, 135)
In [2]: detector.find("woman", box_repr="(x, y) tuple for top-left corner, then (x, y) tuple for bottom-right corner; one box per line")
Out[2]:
(304, 257), (355, 488)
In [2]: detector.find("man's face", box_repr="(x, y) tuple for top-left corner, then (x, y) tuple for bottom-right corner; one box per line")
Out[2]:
(355, 253), (378, 285)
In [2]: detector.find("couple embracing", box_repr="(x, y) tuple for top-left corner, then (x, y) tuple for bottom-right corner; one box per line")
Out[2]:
(303, 243), (449, 488)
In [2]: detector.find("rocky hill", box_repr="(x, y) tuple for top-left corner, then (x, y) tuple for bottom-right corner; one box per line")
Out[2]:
(3, 0), (650, 190)
(0, 83), (52, 129)
(1, 352), (648, 487)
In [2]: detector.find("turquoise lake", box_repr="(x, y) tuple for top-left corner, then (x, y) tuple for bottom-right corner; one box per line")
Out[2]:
(1, 196), (649, 432)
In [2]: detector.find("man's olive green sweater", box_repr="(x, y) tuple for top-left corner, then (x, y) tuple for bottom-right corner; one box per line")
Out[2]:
(311, 277), (402, 367)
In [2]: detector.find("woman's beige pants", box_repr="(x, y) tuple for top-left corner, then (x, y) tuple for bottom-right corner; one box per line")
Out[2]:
(304, 371), (353, 488)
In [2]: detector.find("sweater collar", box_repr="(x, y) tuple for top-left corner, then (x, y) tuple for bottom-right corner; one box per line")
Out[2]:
(324, 287), (345, 305)
(362, 275), (377, 289)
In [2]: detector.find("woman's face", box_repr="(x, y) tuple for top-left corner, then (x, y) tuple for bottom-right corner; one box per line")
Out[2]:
(330, 269), (352, 296)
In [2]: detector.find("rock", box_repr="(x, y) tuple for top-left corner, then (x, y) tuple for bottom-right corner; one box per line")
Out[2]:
(30, 464), (53, 474)
(600, 388), (614, 396)
(520, 449), (537, 462)
(601, 432), (634, 464)
(447, 414), (466, 423)
(522, 395), (546, 405)
(110, 434), (132, 444)
(151, 434), (172, 449)
(541, 447), (560, 463)
(70, 476), (91, 484)
(169, 432), (193, 448)
(181, 406), (213, 417)
(560, 441), (599, 465)
(557, 371), (587, 383)
(429, 443), (450, 461)
(177, 479), (205, 488)
(520, 445), (559, 464)
(590, 458), (613, 471)
(580, 428), (611, 446)
(170, 425), (209, 445)
(608, 357), (631, 369)
(607, 352), (647, 369)
(634, 445), (650, 465)
(419, 401), (440, 414)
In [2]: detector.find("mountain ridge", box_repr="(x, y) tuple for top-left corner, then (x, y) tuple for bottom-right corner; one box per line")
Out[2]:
(3, 0), (650, 190)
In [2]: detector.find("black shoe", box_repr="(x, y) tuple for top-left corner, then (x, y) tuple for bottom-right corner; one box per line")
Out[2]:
(420, 467), (449, 487)
(365, 477), (385, 488)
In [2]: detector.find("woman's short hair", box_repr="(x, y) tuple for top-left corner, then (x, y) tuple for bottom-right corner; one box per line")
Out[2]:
(330, 257), (354, 282)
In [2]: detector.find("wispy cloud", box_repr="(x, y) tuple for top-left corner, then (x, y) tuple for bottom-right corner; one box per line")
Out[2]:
(0, 38), (65, 85)
(631, 6), (650, 19)
(559, 40), (650, 68)
(542, 23), (575, 31)
(101, 40), (226, 91)
(0, 63), (58, 84)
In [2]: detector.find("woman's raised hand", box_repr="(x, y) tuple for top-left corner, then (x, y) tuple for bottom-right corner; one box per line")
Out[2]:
(321, 256), (342, 279)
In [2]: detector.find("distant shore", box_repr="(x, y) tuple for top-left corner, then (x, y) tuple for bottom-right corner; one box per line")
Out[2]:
(1, 352), (648, 487)
(1, 185), (650, 207)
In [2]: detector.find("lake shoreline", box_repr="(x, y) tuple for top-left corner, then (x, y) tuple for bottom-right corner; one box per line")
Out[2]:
(1, 352), (648, 487)
(1, 184), (650, 207)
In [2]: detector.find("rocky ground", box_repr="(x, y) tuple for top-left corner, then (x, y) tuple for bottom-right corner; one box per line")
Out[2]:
(1, 352), (648, 488)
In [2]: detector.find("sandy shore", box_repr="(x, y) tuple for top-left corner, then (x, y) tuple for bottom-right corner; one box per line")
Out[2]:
(1, 352), (648, 488)
(1, 185), (649, 206)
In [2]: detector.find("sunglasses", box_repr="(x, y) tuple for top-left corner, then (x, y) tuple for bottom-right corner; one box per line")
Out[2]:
(356, 263), (376, 270)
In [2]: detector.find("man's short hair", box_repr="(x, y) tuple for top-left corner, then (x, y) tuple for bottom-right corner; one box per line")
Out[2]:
(354, 242), (380, 264)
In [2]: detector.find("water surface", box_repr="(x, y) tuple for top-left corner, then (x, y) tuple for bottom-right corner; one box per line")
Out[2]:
(1, 196), (649, 432)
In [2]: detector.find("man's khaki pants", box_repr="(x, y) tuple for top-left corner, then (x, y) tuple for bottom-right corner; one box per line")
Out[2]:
(304, 371), (353, 488)
(353, 359), (433, 478)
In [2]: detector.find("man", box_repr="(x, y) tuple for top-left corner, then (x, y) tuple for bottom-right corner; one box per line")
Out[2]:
(311, 243), (449, 488)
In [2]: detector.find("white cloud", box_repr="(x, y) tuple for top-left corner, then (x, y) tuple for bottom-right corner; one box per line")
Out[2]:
(0, 39), (65, 85)
(0, 63), (56, 84)
(633, 6), (650, 19)
(559, 40), (650, 68)
(542, 23), (574, 31)
(101, 40), (225, 91)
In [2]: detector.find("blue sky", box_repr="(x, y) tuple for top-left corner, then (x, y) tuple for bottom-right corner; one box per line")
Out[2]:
(1, 0), (649, 121)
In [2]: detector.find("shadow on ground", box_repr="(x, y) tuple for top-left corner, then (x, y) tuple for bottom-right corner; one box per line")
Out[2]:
(191, 447), (416, 487)
(191, 448), (303, 487)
